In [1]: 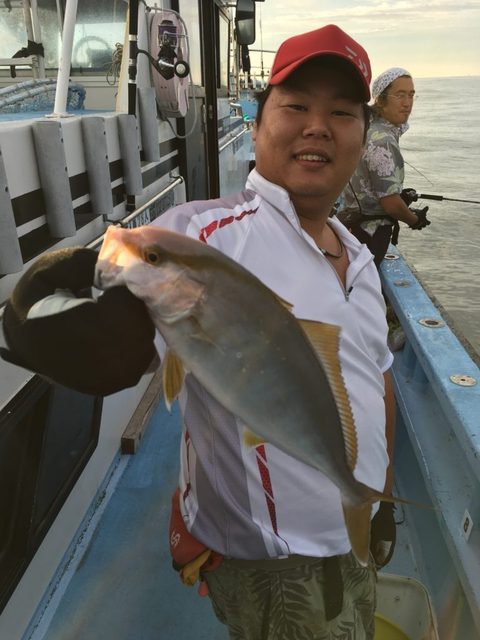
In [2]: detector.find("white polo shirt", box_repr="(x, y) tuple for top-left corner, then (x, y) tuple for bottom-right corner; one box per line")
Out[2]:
(152, 169), (393, 559)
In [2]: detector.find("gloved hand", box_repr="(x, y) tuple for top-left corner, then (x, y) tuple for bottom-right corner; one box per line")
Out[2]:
(409, 206), (431, 230)
(370, 501), (397, 569)
(400, 188), (419, 206)
(1, 247), (158, 396)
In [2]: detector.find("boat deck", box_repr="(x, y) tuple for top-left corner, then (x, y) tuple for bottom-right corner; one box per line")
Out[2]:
(26, 398), (423, 640)
(30, 402), (227, 640)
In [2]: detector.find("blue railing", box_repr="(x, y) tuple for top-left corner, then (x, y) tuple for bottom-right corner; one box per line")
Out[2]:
(381, 247), (480, 635)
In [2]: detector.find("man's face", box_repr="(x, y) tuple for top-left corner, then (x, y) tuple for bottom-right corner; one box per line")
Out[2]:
(252, 65), (366, 216)
(379, 76), (415, 126)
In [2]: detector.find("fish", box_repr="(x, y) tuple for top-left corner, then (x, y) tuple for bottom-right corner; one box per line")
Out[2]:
(95, 224), (394, 565)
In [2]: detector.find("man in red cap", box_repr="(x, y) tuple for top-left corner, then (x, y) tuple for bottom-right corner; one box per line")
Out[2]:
(152, 23), (395, 639)
(0, 25), (393, 640)
(2, 23), (394, 639)
(0, 24), (395, 638)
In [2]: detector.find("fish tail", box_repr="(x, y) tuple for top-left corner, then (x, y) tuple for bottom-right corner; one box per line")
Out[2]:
(364, 486), (434, 511)
(342, 483), (434, 567)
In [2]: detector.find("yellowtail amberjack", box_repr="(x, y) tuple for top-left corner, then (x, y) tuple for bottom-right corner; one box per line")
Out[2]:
(95, 224), (396, 565)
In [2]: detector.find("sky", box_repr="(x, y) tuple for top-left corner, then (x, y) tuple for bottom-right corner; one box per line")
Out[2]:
(247, 0), (480, 82)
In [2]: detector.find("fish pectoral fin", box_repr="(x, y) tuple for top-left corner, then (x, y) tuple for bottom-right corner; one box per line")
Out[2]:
(298, 319), (358, 472)
(188, 317), (220, 348)
(243, 428), (266, 448)
(162, 349), (185, 411)
(160, 277), (207, 324)
(341, 498), (372, 567)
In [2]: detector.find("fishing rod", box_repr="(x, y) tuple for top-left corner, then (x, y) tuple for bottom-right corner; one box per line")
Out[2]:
(402, 189), (480, 206)
(416, 193), (480, 205)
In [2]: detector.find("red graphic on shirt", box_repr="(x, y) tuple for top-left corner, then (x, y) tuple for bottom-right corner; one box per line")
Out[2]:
(183, 431), (192, 502)
(198, 208), (258, 243)
(255, 445), (278, 535)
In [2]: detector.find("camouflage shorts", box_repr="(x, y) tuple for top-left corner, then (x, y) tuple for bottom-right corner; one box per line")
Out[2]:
(203, 551), (376, 640)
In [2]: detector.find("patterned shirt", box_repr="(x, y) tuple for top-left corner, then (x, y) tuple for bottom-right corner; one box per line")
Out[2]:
(341, 116), (409, 236)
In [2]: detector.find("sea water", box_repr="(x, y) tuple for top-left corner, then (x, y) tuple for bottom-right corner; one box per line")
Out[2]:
(400, 75), (480, 356)
(244, 77), (480, 355)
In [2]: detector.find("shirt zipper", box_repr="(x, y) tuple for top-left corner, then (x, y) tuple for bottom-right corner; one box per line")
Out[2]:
(319, 253), (353, 302)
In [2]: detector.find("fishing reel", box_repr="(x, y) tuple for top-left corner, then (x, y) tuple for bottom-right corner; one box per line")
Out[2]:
(400, 188), (418, 206)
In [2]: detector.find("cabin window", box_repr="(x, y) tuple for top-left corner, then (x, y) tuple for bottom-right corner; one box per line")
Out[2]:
(0, 379), (102, 613)
(178, 0), (202, 86)
(70, 1), (128, 72)
(0, 0), (127, 74)
(0, 3), (48, 68)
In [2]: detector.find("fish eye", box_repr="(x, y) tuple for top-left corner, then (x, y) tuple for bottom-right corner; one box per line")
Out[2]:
(144, 249), (161, 264)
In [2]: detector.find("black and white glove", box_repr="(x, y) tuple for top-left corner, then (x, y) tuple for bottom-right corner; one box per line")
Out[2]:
(370, 501), (397, 569)
(1, 247), (158, 396)
(409, 206), (431, 230)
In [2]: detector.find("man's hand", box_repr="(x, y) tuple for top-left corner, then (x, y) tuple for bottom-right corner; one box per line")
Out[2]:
(409, 206), (431, 230)
(1, 247), (158, 396)
(370, 501), (397, 568)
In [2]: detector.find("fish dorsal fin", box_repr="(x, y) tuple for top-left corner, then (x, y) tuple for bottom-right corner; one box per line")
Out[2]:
(298, 319), (358, 471)
(162, 349), (185, 411)
(274, 294), (294, 313)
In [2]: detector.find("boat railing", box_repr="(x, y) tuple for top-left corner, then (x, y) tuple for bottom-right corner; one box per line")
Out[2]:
(218, 125), (250, 153)
(380, 246), (480, 631)
(0, 174), (184, 322)
(86, 174), (185, 250)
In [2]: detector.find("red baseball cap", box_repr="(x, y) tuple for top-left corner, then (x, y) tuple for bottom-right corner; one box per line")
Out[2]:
(269, 24), (371, 101)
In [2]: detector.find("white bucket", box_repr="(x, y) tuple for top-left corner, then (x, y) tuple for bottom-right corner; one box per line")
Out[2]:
(375, 573), (440, 640)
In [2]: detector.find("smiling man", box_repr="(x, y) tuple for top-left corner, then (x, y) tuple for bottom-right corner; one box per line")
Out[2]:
(340, 67), (431, 266)
(149, 24), (395, 639)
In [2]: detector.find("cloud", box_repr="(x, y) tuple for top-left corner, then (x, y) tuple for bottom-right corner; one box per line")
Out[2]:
(249, 0), (480, 78)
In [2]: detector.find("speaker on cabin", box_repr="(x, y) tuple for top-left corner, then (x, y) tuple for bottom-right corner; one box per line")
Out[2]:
(150, 10), (190, 118)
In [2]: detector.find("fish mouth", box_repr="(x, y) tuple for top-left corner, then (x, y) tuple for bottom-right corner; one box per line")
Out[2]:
(95, 226), (144, 289)
(94, 261), (125, 290)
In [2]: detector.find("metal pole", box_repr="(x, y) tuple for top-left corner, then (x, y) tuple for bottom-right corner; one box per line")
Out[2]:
(128, 0), (139, 116)
(22, 0), (37, 78)
(51, 0), (78, 117)
(29, 0), (45, 77)
(56, 0), (64, 39)
(86, 176), (184, 250)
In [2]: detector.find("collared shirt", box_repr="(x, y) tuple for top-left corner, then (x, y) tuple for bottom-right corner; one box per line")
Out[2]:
(341, 116), (409, 236)
(152, 170), (393, 559)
